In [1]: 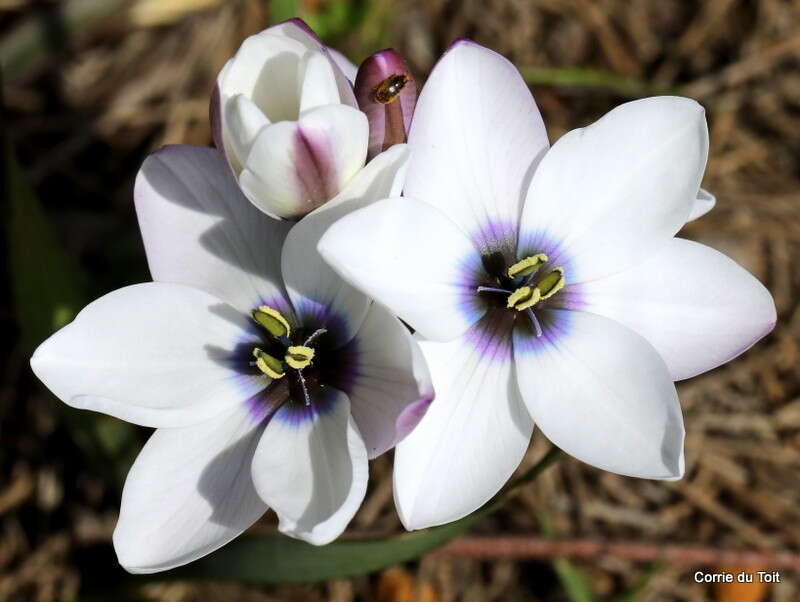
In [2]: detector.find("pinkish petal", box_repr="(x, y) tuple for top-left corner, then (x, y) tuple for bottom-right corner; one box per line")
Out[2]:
(335, 303), (433, 459)
(239, 104), (368, 219)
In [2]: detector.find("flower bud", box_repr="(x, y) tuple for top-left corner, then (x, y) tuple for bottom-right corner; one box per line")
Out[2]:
(354, 49), (417, 161)
(211, 19), (368, 220)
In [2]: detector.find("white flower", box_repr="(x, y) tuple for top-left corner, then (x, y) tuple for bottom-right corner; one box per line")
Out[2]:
(318, 41), (776, 529)
(211, 18), (368, 220)
(30, 144), (432, 572)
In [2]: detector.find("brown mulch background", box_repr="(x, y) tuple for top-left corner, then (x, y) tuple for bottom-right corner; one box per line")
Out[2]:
(1, 0), (799, 600)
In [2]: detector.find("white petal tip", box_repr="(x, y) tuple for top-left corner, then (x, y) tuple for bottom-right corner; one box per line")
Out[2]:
(278, 521), (337, 547)
(114, 544), (162, 575)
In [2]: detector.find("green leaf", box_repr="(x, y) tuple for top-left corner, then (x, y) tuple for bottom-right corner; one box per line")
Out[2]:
(171, 520), (476, 584)
(5, 144), (84, 350)
(163, 447), (564, 584)
(554, 558), (597, 602)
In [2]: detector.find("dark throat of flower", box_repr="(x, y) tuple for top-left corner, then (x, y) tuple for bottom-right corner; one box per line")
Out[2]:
(250, 305), (329, 406)
(475, 252), (566, 338)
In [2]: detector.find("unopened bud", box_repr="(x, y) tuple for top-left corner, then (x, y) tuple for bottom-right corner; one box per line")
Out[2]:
(354, 49), (417, 160)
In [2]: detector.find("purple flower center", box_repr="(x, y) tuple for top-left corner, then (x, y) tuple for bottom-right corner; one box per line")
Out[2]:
(473, 248), (567, 338)
(233, 305), (358, 423)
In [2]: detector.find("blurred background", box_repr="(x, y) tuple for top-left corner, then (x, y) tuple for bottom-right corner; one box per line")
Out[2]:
(1, 0), (799, 600)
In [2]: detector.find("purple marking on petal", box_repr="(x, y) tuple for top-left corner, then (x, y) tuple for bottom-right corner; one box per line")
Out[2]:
(292, 126), (339, 214)
(270, 17), (324, 47)
(465, 308), (515, 362)
(554, 284), (587, 312)
(512, 308), (573, 356)
(210, 84), (224, 152)
(517, 229), (574, 276)
(471, 219), (518, 259)
(394, 393), (434, 443)
(293, 298), (351, 347)
(324, 334), (361, 396)
(273, 385), (339, 428)
(254, 293), (295, 324)
(516, 229), (584, 311)
(457, 251), (490, 324)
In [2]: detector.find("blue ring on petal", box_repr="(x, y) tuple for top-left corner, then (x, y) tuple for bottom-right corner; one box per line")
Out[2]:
(471, 218), (518, 261)
(516, 229), (585, 311)
(512, 308), (573, 355)
(273, 385), (340, 428)
(293, 297), (352, 347)
(464, 308), (515, 363)
(517, 229), (575, 277)
(456, 250), (491, 325)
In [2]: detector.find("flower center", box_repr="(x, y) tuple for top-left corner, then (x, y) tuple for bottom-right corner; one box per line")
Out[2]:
(476, 253), (566, 337)
(250, 305), (327, 405)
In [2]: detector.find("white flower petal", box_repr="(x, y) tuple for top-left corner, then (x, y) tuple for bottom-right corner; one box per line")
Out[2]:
(267, 19), (357, 108)
(405, 40), (549, 254)
(135, 145), (291, 315)
(577, 238), (776, 380)
(519, 96), (709, 283)
(318, 197), (485, 342)
(326, 47), (357, 83)
(394, 311), (533, 529)
(688, 187), (716, 221)
(514, 310), (684, 479)
(114, 405), (268, 573)
(239, 104), (368, 219)
(251, 389), (368, 545)
(283, 145), (409, 345)
(224, 94), (270, 169)
(219, 32), (308, 122)
(341, 303), (434, 459)
(30, 283), (265, 429)
(299, 51), (341, 113)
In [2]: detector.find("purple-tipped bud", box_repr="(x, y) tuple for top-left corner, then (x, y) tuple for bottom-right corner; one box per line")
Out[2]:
(354, 49), (417, 161)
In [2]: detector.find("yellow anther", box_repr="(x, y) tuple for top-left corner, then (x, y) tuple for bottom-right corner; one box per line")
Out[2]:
(507, 253), (549, 278)
(252, 348), (285, 379)
(535, 268), (565, 300)
(252, 305), (291, 338)
(507, 286), (541, 311)
(285, 345), (315, 370)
